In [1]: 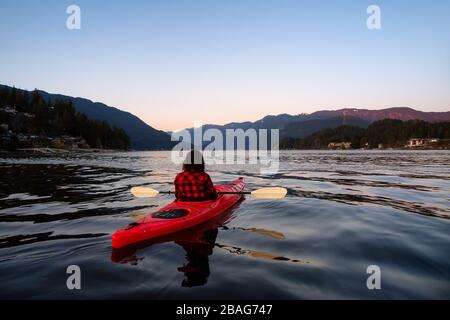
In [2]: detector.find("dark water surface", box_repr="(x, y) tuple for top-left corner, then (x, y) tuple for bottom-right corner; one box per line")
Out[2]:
(0, 150), (449, 299)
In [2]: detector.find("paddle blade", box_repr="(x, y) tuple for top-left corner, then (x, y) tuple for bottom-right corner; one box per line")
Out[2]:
(130, 187), (160, 198)
(247, 228), (286, 239)
(250, 187), (287, 200)
(129, 212), (147, 221)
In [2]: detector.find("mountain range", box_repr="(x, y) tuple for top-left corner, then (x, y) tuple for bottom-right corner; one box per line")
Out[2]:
(281, 116), (370, 139)
(184, 107), (450, 140)
(0, 85), (173, 150)
(309, 107), (450, 122)
(36, 91), (174, 150)
(2, 84), (449, 149)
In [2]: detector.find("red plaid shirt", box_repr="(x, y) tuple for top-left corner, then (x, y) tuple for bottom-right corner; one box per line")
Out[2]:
(174, 171), (218, 201)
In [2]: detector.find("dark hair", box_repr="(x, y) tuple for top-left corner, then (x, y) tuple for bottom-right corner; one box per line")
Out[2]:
(182, 150), (205, 172)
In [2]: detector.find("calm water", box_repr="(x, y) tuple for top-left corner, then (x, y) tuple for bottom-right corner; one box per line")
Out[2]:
(0, 150), (449, 299)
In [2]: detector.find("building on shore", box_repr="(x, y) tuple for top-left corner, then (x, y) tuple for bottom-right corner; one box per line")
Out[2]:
(328, 142), (352, 150)
(0, 106), (17, 114)
(405, 138), (439, 148)
(51, 136), (89, 149)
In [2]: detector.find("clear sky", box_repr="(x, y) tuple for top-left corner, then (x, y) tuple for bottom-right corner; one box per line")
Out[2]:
(0, 0), (449, 131)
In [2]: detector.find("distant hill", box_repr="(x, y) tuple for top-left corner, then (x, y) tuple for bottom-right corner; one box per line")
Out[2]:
(184, 113), (309, 134)
(308, 107), (450, 123)
(281, 116), (370, 139)
(281, 125), (366, 149)
(280, 119), (450, 149)
(233, 113), (310, 130)
(181, 107), (450, 144)
(0, 86), (129, 150)
(37, 91), (174, 150)
(0, 85), (174, 150)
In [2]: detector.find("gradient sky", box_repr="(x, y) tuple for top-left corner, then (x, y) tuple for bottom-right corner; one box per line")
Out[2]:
(0, 0), (449, 131)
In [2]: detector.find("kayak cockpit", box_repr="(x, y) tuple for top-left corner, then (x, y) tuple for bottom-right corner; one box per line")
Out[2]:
(152, 209), (190, 219)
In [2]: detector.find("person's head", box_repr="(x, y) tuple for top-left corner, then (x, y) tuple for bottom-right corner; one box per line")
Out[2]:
(182, 150), (205, 172)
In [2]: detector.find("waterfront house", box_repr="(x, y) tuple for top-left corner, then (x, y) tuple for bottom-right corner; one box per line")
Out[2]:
(0, 106), (17, 114)
(328, 142), (352, 150)
(406, 138), (440, 148)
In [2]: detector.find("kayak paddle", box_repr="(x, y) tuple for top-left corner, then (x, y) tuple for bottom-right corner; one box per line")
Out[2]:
(130, 186), (287, 200)
(222, 226), (286, 239)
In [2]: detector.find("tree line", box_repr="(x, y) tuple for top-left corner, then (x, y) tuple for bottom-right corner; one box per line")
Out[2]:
(280, 119), (450, 149)
(0, 87), (129, 149)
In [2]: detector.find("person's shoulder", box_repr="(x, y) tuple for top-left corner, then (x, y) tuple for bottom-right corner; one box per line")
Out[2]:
(175, 171), (187, 180)
(190, 171), (208, 180)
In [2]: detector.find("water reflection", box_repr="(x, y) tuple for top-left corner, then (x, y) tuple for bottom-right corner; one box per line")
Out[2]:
(0, 231), (107, 249)
(177, 229), (217, 287)
(289, 188), (450, 219)
(222, 226), (286, 240)
(215, 243), (310, 264)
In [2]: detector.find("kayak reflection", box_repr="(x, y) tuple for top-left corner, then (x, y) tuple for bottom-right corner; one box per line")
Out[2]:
(176, 228), (217, 287)
(111, 201), (242, 287)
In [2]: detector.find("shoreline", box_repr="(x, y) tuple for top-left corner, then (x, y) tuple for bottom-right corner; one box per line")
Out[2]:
(1, 147), (449, 156)
(279, 148), (450, 151)
(0, 147), (128, 155)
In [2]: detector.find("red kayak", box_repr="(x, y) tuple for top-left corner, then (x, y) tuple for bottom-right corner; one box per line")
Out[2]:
(112, 177), (244, 248)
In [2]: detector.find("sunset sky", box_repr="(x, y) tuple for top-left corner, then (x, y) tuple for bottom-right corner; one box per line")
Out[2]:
(1, 0), (449, 131)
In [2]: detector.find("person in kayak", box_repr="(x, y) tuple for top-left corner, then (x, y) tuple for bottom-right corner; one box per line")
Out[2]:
(174, 150), (218, 202)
